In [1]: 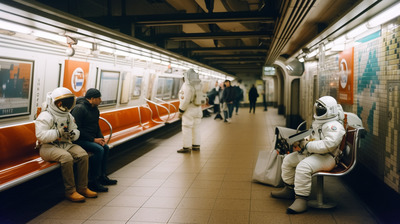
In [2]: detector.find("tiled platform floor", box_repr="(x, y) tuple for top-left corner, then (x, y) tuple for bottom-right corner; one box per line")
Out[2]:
(28, 107), (378, 224)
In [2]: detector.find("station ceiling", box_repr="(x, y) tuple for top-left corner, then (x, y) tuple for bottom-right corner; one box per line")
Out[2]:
(29, 0), (363, 79)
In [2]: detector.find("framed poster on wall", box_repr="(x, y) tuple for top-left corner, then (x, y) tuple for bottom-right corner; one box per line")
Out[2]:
(338, 47), (354, 104)
(99, 70), (120, 106)
(0, 58), (34, 118)
(63, 60), (89, 97)
(132, 76), (142, 98)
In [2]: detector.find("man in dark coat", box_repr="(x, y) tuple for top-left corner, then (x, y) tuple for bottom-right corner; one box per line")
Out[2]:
(221, 80), (236, 122)
(71, 88), (117, 192)
(248, 84), (259, 113)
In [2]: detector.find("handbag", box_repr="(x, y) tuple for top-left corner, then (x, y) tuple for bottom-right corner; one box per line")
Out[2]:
(252, 150), (284, 187)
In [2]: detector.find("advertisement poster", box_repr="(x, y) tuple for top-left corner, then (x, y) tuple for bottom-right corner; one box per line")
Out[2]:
(0, 58), (33, 118)
(338, 47), (354, 104)
(99, 70), (120, 106)
(63, 60), (89, 97)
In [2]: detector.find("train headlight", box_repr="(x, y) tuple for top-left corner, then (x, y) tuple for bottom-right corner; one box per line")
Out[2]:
(66, 46), (75, 57)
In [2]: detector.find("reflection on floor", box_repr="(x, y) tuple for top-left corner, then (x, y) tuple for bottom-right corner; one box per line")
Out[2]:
(28, 107), (378, 224)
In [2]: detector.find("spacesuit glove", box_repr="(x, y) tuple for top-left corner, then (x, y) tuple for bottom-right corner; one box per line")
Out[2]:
(68, 130), (76, 140)
(57, 127), (65, 138)
(299, 138), (309, 150)
(178, 109), (184, 119)
(61, 129), (75, 140)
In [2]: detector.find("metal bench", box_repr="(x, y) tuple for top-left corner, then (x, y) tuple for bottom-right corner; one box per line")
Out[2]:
(308, 113), (365, 208)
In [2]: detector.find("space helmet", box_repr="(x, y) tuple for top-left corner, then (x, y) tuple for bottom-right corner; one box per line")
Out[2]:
(313, 96), (339, 120)
(48, 87), (76, 113)
(184, 69), (201, 85)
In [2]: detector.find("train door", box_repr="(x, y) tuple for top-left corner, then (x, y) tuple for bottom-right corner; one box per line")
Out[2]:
(276, 67), (285, 115)
(287, 78), (300, 128)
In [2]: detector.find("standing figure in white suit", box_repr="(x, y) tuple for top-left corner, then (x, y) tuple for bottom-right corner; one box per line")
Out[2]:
(177, 69), (204, 153)
(271, 96), (346, 214)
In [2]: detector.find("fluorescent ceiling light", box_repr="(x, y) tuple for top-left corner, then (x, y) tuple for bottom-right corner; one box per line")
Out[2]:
(0, 20), (31, 34)
(333, 35), (346, 45)
(33, 30), (66, 43)
(346, 23), (368, 39)
(325, 42), (333, 50)
(306, 49), (318, 58)
(367, 2), (400, 28)
(98, 45), (114, 53)
(115, 50), (130, 56)
(331, 44), (345, 52)
(76, 40), (92, 48)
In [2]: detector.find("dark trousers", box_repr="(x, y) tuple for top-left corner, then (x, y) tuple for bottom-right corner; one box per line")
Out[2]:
(233, 100), (240, 114)
(249, 100), (256, 113)
(75, 140), (110, 182)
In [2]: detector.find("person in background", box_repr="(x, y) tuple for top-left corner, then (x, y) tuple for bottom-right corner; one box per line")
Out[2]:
(177, 69), (203, 153)
(271, 96), (346, 214)
(207, 81), (218, 107)
(248, 84), (259, 113)
(71, 88), (117, 192)
(213, 82), (224, 120)
(221, 80), (236, 123)
(233, 80), (244, 115)
(35, 87), (97, 202)
(262, 90), (268, 111)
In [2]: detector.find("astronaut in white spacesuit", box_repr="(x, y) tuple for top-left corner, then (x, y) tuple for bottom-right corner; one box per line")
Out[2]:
(35, 87), (97, 202)
(177, 69), (204, 153)
(271, 96), (346, 214)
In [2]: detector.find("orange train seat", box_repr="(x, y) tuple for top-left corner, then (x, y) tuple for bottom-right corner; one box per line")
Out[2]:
(145, 99), (172, 123)
(0, 122), (59, 192)
(0, 104), (170, 192)
(151, 98), (181, 124)
(99, 106), (166, 148)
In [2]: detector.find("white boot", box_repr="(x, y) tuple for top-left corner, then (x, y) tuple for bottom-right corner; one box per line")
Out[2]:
(270, 184), (295, 199)
(287, 195), (308, 214)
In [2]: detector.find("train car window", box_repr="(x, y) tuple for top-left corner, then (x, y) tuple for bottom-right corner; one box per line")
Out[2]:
(132, 76), (142, 98)
(120, 71), (132, 104)
(99, 70), (120, 106)
(156, 77), (175, 100)
(163, 78), (173, 100)
(156, 78), (164, 99)
(0, 58), (34, 119)
(171, 78), (182, 100)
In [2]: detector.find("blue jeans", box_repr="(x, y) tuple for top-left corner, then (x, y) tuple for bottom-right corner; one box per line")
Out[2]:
(227, 103), (234, 118)
(75, 140), (110, 182)
(233, 100), (240, 114)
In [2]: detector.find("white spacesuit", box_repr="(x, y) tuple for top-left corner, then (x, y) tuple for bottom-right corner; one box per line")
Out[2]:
(177, 69), (203, 153)
(271, 96), (346, 214)
(35, 87), (97, 202)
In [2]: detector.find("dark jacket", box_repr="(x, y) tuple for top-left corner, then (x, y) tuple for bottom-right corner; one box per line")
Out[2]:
(234, 86), (244, 102)
(71, 97), (103, 142)
(248, 87), (259, 102)
(222, 86), (236, 103)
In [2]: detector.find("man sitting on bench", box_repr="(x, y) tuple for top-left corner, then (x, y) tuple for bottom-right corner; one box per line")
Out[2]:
(35, 87), (97, 202)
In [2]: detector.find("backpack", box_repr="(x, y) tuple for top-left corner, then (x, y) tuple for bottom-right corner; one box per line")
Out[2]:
(193, 83), (207, 106)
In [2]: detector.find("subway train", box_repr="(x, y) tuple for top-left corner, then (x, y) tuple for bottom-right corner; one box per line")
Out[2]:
(1, 1), (400, 223)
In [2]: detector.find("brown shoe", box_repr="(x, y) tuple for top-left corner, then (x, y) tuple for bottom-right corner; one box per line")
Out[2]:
(177, 147), (190, 153)
(65, 191), (85, 202)
(78, 188), (98, 198)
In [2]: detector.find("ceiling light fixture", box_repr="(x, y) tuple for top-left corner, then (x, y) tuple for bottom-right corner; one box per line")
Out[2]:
(367, 2), (400, 28)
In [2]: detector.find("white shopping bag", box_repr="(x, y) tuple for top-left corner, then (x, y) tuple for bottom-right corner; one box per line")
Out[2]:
(252, 150), (284, 187)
